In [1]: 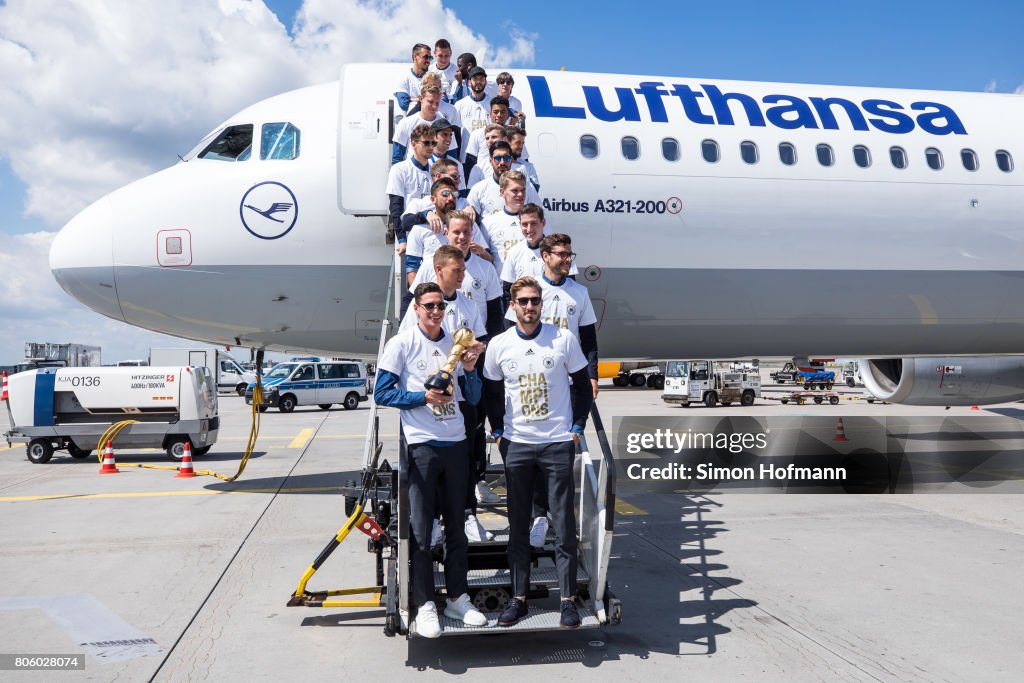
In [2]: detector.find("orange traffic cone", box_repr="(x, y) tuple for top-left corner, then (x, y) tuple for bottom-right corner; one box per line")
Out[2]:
(176, 442), (197, 478)
(1, 371), (8, 401)
(833, 417), (849, 442)
(99, 440), (120, 474)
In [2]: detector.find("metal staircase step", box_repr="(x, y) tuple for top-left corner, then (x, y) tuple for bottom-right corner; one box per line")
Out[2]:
(412, 605), (601, 637)
(434, 565), (589, 590)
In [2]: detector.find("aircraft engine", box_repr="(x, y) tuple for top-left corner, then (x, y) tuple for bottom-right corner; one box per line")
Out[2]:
(857, 357), (1024, 406)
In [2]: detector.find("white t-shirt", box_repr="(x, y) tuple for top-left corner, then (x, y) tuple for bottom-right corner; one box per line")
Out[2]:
(377, 327), (468, 444)
(411, 252), (502, 325)
(394, 69), (427, 114)
(483, 324), (587, 444)
(392, 112), (442, 153)
(399, 290), (486, 340)
(385, 159), (431, 205)
(503, 276), (595, 335)
(429, 62), (458, 97)
(480, 209), (522, 275)
(499, 240), (578, 284)
(455, 94), (493, 161)
(467, 177), (542, 219)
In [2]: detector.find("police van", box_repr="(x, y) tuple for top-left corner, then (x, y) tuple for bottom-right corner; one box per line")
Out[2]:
(245, 360), (368, 412)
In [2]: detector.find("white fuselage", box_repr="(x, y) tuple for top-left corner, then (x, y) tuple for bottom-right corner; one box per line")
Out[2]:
(50, 64), (1024, 360)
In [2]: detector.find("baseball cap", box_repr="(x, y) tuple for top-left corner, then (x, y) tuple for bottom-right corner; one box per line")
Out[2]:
(430, 117), (453, 132)
(468, 66), (487, 79)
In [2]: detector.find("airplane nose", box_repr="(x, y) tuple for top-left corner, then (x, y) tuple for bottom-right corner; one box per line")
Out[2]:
(50, 196), (124, 322)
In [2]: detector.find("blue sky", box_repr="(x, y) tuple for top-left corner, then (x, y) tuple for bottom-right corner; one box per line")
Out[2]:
(0, 0), (1021, 363)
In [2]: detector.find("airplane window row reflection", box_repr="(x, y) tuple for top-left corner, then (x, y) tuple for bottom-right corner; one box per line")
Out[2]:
(580, 134), (1014, 174)
(197, 123), (301, 162)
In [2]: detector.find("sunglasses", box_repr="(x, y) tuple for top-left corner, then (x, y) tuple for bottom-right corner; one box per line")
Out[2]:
(515, 296), (542, 307)
(419, 301), (448, 311)
(438, 190), (455, 198)
(491, 155), (512, 163)
(416, 139), (437, 146)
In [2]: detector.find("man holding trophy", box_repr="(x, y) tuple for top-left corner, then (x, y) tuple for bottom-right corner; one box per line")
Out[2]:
(374, 282), (488, 638)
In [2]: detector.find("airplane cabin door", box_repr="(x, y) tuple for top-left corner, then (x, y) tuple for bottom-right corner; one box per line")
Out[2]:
(337, 65), (392, 216)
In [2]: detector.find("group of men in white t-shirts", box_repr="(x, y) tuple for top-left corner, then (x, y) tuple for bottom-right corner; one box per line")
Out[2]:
(374, 37), (601, 638)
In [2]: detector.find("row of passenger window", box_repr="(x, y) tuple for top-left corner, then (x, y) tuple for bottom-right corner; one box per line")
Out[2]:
(580, 135), (1015, 173)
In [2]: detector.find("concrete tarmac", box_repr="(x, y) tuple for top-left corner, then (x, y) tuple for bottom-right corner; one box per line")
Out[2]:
(1, 384), (1022, 681)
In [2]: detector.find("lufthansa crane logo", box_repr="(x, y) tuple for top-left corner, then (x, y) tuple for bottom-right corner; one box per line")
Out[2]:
(240, 181), (298, 240)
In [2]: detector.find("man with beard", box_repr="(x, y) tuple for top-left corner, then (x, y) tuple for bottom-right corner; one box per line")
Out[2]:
(455, 66), (493, 162)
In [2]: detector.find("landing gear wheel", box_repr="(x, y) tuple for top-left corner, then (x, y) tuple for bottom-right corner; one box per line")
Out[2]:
(318, 404), (333, 410)
(741, 390), (755, 407)
(27, 439), (54, 464)
(629, 373), (647, 387)
(704, 391), (718, 408)
(67, 444), (92, 459)
(278, 394), (296, 413)
(652, 374), (664, 390)
(612, 375), (628, 388)
(166, 438), (191, 462)
(829, 396), (840, 405)
(343, 392), (359, 410)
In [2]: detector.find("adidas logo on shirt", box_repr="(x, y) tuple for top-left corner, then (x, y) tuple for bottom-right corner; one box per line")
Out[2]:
(525, 349), (535, 356)
(432, 350), (442, 357)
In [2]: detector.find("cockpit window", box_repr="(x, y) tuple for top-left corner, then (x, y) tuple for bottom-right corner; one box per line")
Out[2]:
(198, 124), (253, 161)
(261, 122), (301, 160)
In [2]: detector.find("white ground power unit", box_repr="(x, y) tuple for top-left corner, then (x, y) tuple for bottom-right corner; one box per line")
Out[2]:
(3, 366), (219, 464)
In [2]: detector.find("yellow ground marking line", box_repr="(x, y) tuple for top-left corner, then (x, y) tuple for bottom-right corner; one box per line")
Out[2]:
(0, 485), (346, 503)
(288, 428), (316, 449)
(615, 500), (648, 516)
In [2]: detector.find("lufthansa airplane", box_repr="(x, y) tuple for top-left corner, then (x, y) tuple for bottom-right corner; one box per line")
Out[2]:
(49, 64), (1024, 405)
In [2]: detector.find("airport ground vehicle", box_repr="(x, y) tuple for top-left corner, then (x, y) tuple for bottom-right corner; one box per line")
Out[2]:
(662, 360), (761, 407)
(3, 366), (218, 463)
(775, 391), (841, 405)
(842, 364), (863, 387)
(7, 342), (103, 374)
(150, 348), (256, 396)
(244, 360), (367, 412)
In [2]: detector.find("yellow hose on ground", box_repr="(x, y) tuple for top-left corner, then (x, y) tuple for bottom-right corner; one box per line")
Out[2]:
(94, 382), (263, 480)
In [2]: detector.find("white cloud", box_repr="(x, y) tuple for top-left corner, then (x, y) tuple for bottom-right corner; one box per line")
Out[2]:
(0, 0), (536, 363)
(1016, 83), (1024, 95)
(983, 80), (997, 93)
(0, 0), (536, 227)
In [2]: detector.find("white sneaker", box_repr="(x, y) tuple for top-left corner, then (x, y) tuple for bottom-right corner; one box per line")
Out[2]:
(475, 480), (502, 504)
(444, 593), (487, 626)
(415, 602), (442, 638)
(465, 514), (493, 542)
(430, 519), (444, 548)
(529, 516), (549, 548)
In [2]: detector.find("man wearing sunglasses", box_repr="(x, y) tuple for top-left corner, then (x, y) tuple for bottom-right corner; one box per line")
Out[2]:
(483, 276), (594, 629)
(402, 169), (490, 264)
(386, 124), (435, 248)
(468, 142), (542, 221)
(394, 43), (433, 114)
(375, 282), (488, 638)
(409, 213), (506, 533)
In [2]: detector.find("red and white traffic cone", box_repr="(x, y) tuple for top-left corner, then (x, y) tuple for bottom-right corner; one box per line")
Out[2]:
(176, 442), (197, 478)
(98, 440), (120, 474)
(833, 417), (849, 442)
(1, 371), (8, 401)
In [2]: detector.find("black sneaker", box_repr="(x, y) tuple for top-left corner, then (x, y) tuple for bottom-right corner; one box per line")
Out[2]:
(559, 599), (581, 629)
(498, 598), (528, 627)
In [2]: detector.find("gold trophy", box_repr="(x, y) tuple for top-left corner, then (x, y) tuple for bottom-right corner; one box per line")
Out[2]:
(425, 328), (475, 395)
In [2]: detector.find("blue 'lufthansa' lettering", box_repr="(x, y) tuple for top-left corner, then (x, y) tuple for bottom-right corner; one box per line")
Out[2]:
(526, 76), (967, 135)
